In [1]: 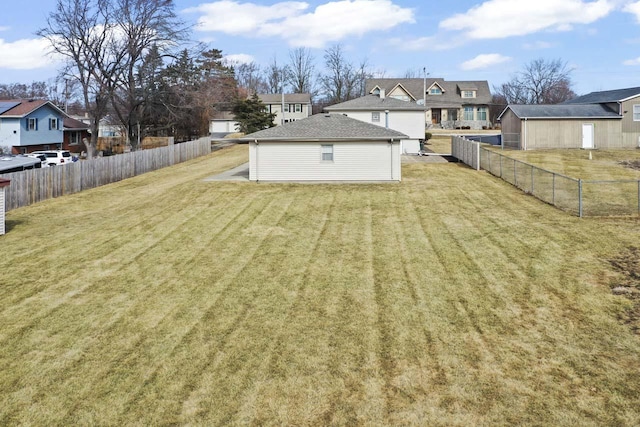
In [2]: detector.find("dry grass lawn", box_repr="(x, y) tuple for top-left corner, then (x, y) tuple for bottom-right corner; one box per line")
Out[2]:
(1, 144), (640, 425)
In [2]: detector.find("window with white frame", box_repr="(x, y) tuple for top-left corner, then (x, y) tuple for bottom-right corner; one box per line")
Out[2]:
(372, 112), (380, 122)
(28, 117), (38, 131)
(634, 105), (640, 121)
(295, 104), (302, 113)
(477, 107), (487, 121)
(321, 144), (333, 162)
(462, 90), (476, 98)
(429, 87), (442, 95)
(463, 107), (474, 121)
(284, 104), (290, 113)
(49, 118), (59, 130)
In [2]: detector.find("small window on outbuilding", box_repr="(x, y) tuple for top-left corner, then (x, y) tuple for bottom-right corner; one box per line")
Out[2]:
(321, 144), (333, 162)
(634, 105), (640, 121)
(372, 112), (380, 122)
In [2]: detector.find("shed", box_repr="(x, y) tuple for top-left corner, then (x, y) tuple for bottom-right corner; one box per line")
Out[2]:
(241, 113), (407, 182)
(0, 178), (10, 235)
(498, 104), (622, 150)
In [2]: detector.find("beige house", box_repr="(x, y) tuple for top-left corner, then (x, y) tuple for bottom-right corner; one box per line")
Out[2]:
(365, 78), (492, 129)
(259, 93), (312, 125)
(499, 87), (640, 150)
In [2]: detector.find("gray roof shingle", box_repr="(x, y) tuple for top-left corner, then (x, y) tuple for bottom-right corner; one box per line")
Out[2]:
(241, 113), (408, 141)
(501, 104), (621, 119)
(563, 87), (640, 104)
(258, 93), (311, 104)
(324, 95), (425, 111)
(365, 78), (492, 106)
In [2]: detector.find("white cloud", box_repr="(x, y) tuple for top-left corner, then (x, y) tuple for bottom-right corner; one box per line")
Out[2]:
(623, 57), (640, 65)
(223, 53), (255, 65)
(460, 53), (511, 70)
(440, 0), (615, 39)
(0, 26), (9, 32)
(0, 37), (59, 70)
(387, 36), (434, 51)
(624, 1), (640, 22)
(185, 0), (415, 48)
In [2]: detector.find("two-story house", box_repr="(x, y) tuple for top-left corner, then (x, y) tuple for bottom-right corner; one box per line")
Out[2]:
(259, 93), (312, 125)
(0, 99), (65, 154)
(365, 78), (492, 130)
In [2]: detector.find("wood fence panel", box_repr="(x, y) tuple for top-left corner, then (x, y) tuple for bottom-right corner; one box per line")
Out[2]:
(0, 138), (211, 211)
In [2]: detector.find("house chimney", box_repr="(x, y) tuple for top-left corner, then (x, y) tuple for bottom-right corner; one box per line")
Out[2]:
(380, 88), (385, 99)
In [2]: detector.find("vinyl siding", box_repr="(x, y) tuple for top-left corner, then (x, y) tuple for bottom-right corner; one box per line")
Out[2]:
(499, 109), (522, 149)
(17, 105), (64, 147)
(0, 118), (21, 146)
(338, 110), (424, 140)
(524, 119), (622, 149)
(621, 98), (640, 148)
(249, 141), (401, 181)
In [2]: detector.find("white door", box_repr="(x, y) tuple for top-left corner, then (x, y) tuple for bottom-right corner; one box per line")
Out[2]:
(582, 123), (594, 149)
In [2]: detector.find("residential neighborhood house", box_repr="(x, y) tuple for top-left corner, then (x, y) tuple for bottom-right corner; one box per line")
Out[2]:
(324, 90), (425, 154)
(241, 113), (406, 182)
(0, 99), (65, 154)
(365, 78), (492, 130)
(209, 93), (312, 135)
(498, 86), (640, 150)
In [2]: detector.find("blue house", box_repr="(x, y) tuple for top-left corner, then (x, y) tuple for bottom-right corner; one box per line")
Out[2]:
(0, 99), (65, 154)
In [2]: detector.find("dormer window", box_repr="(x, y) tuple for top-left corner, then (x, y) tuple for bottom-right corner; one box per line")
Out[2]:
(462, 90), (476, 98)
(429, 87), (442, 95)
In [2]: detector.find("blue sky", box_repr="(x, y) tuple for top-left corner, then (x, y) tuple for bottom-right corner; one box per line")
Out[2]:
(1, 0), (640, 95)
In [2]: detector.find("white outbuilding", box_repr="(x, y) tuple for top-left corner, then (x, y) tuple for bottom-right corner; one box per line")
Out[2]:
(242, 113), (407, 182)
(323, 91), (425, 154)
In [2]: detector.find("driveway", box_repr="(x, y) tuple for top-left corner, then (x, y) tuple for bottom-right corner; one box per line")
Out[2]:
(204, 162), (249, 182)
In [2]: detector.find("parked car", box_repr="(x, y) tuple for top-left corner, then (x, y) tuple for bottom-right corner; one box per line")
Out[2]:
(30, 150), (75, 166)
(26, 153), (47, 167)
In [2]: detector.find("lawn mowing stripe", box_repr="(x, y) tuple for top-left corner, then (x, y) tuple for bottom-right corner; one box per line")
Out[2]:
(0, 189), (277, 423)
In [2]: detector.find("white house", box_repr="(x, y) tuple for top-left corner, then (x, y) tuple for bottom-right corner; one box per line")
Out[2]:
(259, 93), (312, 125)
(323, 91), (425, 154)
(241, 113), (407, 182)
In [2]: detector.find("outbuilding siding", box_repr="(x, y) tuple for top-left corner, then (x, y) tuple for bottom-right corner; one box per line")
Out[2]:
(249, 141), (401, 181)
(621, 98), (640, 148)
(523, 119), (622, 150)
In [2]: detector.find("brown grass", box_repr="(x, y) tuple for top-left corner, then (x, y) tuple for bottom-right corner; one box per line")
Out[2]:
(1, 144), (639, 425)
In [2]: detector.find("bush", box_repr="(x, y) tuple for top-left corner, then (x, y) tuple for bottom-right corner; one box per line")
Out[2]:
(424, 132), (432, 141)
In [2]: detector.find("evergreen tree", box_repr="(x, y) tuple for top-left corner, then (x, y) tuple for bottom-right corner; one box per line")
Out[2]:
(232, 94), (276, 134)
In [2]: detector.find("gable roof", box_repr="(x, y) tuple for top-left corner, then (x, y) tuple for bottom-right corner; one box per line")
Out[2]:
(365, 78), (492, 106)
(388, 83), (416, 100)
(0, 99), (64, 118)
(499, 104), (622, 120)
(241, 113), (408, 141)
(564, 87), (640, 104)
(258, 93), (311, 104)
(63, 116), (90, 131)
(324, 95), (425, 111)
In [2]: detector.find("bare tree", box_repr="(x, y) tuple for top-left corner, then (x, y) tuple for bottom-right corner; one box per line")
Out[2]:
(494, 58), (576, 104)
(319, 45), (371, 104)
(264, 56), (290, 94)
(232, 61), (266, 95)
(287, 47), (315, 95)
(38, 0), (114, 158)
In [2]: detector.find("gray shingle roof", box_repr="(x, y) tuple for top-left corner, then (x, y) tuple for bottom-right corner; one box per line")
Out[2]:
(365, 78), (492, 106)
(241, 113), (408, 141)
(501, 104), (621, 120)
(324, 95), (425, 111)
(258, 93), (311, 104)
(563, 87), (640, 104)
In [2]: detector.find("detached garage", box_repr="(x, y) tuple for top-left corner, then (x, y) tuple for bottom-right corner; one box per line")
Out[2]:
(242, 113), (407, 182)
(499, 104), (623, 150)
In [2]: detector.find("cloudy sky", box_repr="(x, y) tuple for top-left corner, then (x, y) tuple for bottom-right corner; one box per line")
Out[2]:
(1, 0), (640, 95)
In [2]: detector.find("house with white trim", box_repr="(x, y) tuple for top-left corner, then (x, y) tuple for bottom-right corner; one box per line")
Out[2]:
(0, 99), (65, 154)
(241, 113), (406, 182)
(323, 90), (425, 154)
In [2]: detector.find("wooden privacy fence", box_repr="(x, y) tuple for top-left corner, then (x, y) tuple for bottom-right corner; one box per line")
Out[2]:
(451, 135), (480, 170)
(0, 137), (211, 211)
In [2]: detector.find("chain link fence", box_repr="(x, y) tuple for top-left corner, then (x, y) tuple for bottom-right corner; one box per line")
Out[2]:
(455, 136), (640, 217)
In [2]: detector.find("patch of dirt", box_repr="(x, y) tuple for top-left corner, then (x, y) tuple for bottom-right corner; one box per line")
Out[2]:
(607, 246), (640, 334)
(618, 160), (640, 171)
